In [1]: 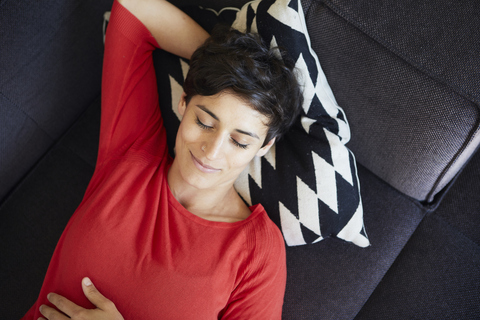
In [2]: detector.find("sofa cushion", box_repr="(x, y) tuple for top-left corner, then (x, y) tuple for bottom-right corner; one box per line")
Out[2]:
(0, 0), (112, 202)
(354, 147), (480, 319)
(355, 214), (480, 319)
(282, 163), (426, 319)
(0, 98), (100, 319)
(303, 0), (480, 202)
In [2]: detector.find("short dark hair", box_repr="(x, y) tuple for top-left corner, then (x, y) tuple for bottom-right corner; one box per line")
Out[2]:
(183, 25), (303, 146)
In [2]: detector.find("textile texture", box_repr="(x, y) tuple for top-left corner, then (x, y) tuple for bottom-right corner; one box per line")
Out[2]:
(0, 0), (110, 201)
(355, 146), (480, 319)
(305, 0), (480, 202)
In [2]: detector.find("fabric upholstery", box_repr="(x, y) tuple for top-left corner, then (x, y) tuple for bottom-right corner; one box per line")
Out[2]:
(0, 0), (111, 202)
(322, 0), (480, 104)
(303, 0), (480, 202)
(434, 147), (480, 246)
(354, 146), (480, 319)
(354, 127), (480, 319)
(0, 99), (100, 319)
(355, 215), (480, 319)
(283, 163), (426, 319)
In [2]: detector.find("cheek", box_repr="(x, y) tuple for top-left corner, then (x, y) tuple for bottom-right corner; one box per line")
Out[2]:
(177, 121), (201, 147)
(227, 150), (257, 170)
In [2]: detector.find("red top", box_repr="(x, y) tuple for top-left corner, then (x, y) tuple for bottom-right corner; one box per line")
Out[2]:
(22, 1), (286, 319)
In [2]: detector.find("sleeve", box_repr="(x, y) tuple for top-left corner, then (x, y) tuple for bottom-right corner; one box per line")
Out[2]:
(98, 0), (167, 164)
(220, 221), (287, 320)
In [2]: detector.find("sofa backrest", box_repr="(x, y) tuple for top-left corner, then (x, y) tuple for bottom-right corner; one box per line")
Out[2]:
(303, 0), (480, 202)
(0, 0), (113, 202)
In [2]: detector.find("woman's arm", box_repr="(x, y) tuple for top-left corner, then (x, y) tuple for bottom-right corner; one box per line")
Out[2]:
(118, 0), (209, 59)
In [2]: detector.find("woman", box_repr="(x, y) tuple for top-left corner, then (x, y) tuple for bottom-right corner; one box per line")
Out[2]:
(26, 0), (302, 319)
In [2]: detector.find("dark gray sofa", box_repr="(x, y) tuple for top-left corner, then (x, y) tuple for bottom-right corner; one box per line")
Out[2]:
(1, 0), (479, 319)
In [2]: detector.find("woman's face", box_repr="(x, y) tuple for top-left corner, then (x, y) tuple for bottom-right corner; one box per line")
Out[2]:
(171, 91), (274, 191)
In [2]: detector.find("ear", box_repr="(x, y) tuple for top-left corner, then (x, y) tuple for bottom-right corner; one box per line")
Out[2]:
(256, 137), (276, 157)
(178, 92), (187, 117)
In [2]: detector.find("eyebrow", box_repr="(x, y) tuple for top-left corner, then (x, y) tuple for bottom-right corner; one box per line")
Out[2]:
(196, 104), (260, 140)
(197, 104), (219, 121)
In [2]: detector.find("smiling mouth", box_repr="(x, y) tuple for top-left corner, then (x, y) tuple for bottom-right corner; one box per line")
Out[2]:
(190, 152), (221, 174)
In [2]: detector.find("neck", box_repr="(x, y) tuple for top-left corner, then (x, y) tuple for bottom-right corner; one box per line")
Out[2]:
(167, 166), (250, 222)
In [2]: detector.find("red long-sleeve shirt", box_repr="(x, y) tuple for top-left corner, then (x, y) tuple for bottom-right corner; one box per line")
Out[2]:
(22, 1), (286, 319)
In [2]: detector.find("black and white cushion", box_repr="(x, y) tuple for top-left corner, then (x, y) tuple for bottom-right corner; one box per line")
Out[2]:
(230, 0), (369, 247)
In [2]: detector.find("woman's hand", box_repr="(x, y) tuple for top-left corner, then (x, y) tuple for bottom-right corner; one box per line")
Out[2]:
(38, 277), (124, 320)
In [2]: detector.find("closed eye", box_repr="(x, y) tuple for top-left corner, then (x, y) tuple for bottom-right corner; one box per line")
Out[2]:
(231, 138), (249, 149)
(195, 117), (212, 130)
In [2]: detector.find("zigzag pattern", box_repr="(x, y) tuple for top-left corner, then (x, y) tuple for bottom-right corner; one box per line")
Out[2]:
(232, 0), (368, 247)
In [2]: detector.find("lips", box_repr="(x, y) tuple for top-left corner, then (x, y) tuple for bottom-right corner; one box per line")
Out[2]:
(190, 152), (221, 174)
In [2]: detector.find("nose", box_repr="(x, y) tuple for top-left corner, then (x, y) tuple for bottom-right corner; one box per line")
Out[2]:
(204, 132), (226, 160)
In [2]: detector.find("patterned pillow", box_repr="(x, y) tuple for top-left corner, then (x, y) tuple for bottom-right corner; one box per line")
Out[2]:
(114, 0), (369, 247)
(230, 0), (369, 247)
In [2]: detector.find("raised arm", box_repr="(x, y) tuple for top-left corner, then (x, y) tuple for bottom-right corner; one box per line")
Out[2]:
(118, 0), (209, 59)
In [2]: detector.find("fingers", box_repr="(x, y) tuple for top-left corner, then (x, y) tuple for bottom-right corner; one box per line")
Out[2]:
(54, 292), (84, 315)
(81, 277), (117, 312)
(40, 278), (122, 320)
(39, 296), (74, 320)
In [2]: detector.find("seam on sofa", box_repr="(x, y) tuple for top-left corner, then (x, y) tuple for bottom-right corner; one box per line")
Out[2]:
(0, 94), (100, 207)
(59, 141), (96, 169)
(0, 91), (56, 203)
(63, 142), (98, 171)
(356, 162), (428, 213)
(353, 210), (480, 320)
(62, 141), (98, 170)
(0, 146), (54, 208)
(316, 0), (480, 107)
(0, 91), (54, 140)
(59, 95), (101, 169)
(426, 121), (480, 203)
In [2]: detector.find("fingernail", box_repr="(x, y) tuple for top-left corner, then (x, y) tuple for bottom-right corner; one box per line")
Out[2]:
(47, 293), (52, 301)
(83, 277), (92, 286)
